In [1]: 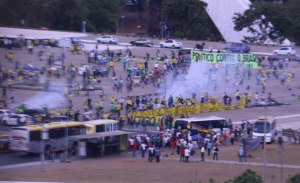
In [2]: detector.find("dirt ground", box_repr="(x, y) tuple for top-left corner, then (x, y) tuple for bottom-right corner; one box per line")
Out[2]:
(0, 159), (298, 183)
(0, 143), (299, 183)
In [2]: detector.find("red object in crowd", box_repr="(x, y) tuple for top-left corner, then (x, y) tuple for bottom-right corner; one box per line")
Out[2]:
(133, 142), (138, 150)
(170, 140), (175, 149)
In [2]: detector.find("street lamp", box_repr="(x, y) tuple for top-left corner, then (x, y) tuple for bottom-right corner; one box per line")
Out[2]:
(136, 25), (141, 35)
(120, 16), (125, 34)
(41, 125), (48, 172)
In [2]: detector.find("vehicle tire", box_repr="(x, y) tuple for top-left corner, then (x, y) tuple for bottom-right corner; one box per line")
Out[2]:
(274, 52), (278, 55)
(3, 120), (7, 126)
(109, 41), (112, 44)
(160, 44), (164, 48)
(172, 45), (175, 49)
(97, 40), (101, 43)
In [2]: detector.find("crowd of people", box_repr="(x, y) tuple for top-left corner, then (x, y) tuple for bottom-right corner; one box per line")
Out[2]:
(126, 119), (256, 163)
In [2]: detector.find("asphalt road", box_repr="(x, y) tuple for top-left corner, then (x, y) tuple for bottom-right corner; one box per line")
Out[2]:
(0, 151), (39, 166)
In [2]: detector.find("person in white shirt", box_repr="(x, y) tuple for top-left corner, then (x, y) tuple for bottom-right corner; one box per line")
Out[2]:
(119, 97), (124, 110)
(184, 148), (190, 163)
(129, 138), (134, 152)
(188, 141), (194, 150)
(141, 142), (147, 158)
(200, 146), (205, 161)
(148, 146), (154, 162)
(154, 62), (159, 69)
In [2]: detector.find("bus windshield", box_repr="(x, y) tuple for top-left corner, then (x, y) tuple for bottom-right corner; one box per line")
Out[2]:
(253, 122), (270, 133)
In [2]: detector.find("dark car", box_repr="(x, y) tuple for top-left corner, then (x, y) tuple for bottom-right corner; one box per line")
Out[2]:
(23, 109), (46, 117)
(0, 135), (10, 152)
(130, 38), (153, 47)
(224, 43), (250, 53)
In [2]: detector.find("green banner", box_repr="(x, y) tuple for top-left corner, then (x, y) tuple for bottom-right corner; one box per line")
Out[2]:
(191, 51), (258, 68)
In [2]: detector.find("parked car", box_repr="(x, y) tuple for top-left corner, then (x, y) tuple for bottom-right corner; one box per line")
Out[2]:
(159, 40), (182, 49)
(130, 38), (153, 47)
(96, 35), (118, 44)
(0, 110), (13, 121)
(273, 47), (297, 56)
(23, 108), (46, 117)
(224, 43), (250, 53)
(2, 114), (33, 126)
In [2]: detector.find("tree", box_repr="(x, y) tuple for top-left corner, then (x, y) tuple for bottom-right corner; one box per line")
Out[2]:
(224, 169), (262, 183)
(131, 0), (148, 19)
(233, 2), (291, 44)
(287, 173), (300, 183)
(161, 0), (221, 40)
(0, 0), (122, 33)
(147, 0), (163, 36)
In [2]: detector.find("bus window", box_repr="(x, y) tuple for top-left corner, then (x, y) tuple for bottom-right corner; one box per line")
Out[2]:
(105, 124), (111, 132)
(96, 124), (105, 133)
(254, 122), (270, 133)
(113, 123), (117, 131)
(49, 128), (65, 139)
(68, 125), (86, 136)
(30, 131), (41, 141)
(174, 120), (188, 129)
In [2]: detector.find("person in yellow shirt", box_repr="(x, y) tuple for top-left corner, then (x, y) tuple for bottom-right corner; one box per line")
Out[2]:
(109, 60), (114, 72)
(120, 114), (126, 129)
(287, 72), (292, 90)
(111, 97), (116, 103)
(260, 76), (266, 93)
(68, 94), (73, 106)
(115, 103), (121, 116)
(83, 102), (88, 112)
(8, 78), (13, 90)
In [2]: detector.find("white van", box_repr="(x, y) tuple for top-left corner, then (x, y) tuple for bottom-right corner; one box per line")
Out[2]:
(252, 116), (276, 143)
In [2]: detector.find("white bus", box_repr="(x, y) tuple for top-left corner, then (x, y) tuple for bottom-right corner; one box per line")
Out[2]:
(10, 120), (119, 153)
(252, 116), (276, 143)
(174, 116), (229, 135)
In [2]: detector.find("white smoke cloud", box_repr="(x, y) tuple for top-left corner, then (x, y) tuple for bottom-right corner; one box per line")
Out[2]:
(164, 62), (244, 101)
(23, 92), (66, 109)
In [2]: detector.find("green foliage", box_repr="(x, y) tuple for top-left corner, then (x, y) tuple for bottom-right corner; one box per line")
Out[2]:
(233, 0), (300, 44)
(0, 0), (122, 33)
(287, 173), (300, 183)
(161, 0), (220, 40)
(224, 169), (262, 183)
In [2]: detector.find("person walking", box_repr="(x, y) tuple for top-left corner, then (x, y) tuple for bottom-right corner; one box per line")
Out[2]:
(148, 146), (155, 162)
(207, 140), (212, 156)
(200, 146), (205, 161)
(180, 144), (185, 162)
(141, 142), (147, 158)
(184, 147), (190, 163)
(238, 147), (244, 162)
(243, 149), (248, 162)
(155, 147), (160, 162)
(132, 140), (138, 157)
(213, 145), (219, 161)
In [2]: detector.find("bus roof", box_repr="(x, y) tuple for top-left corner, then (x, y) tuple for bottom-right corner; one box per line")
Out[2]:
(84, 119), (118, 125)
(176, 116), (226, 122)
(12, 122), (85, 131)
(257, 116), (275, 123)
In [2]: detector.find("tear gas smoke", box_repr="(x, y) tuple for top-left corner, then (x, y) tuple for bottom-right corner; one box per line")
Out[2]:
(164, 62), (246, 101)
(23, 92), (66, 109)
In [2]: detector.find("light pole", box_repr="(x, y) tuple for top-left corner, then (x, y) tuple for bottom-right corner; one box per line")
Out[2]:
(120, 16), (125, 34)
(263, 104), (267, 183)
(41, 125), (48, 172)
(136, 25), (141, 35)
